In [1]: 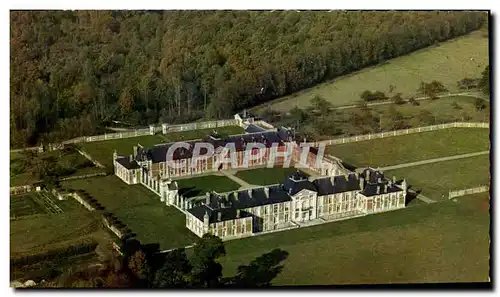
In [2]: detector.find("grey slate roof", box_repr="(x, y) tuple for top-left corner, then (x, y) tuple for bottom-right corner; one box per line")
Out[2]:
(116, 156), (140, 170)
(312, 174), (361, 196)
(187, 204), (253, 223)
(244, 124), (266, 133)
(133, 128), (293, 164)
(282, 171), (316, 195)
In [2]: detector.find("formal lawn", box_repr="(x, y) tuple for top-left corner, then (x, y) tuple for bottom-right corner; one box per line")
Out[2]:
(219, 193), (490, 285)
(235, 167), (306, 186)
(78, 126), (245, 168)
(385, 154), (490, 200)
(327, 128), (490, 168)
(176, 175), (241, 198)
(62, 176), (198, 250)
(252, 29), (489, 113)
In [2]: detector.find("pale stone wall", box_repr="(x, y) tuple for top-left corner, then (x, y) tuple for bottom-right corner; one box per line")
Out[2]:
(449, 185), (489, 199)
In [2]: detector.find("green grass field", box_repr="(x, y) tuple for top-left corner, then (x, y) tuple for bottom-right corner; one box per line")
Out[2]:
(373, 95), (490, 125)
(78, 126), (245, 168)
(176, 175), (241, 198)
(385, 154), (490, 200)
(253, 30), (488, 113)
(62, 176), (198, 250)
(235, 167), (305, 186)
(327, 128), (490, 168)
(219, 193), (489, 285)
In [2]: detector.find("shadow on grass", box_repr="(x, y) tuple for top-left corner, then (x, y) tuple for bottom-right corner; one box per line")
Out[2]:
(178, 187), (201, 199)
(224, 248), (289, 288)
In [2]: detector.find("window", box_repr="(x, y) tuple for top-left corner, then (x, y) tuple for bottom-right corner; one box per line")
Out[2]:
(295, 212), (299, 219)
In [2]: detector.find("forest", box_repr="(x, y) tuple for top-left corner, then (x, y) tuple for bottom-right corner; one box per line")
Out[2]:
(10, 11), (487, 148)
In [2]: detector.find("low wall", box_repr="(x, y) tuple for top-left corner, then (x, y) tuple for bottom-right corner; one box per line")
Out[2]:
(449, 185), (490, 199)
(165, 119), (239, 133)
(70, 192), (96, 212)
(102, 217), (124, 239)
(75, 148), (105, 168)
(311, 122), (489, 147)
(59, 172), (107, 182)
(10, 185), (36, 196)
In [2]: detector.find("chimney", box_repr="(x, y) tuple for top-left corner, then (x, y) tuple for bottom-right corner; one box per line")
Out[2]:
(366, 170), (371, 181)
(377, 177), (382, 184)
(133, 146), (138, 158)
(203, 211), (209, 226)
(376, 185), (380, 195)
(236, 209), (241, 218)
(217, 212), (222, 222)
(129, 154), (133, 163)
(393, 176), (396, 184)
(359, 177), (365, 191)
(205, 192), (210, 205)
(384, 184), (388, 193)
(247, 188), (252, 197)
(264, 187), (269, 198)
(330, 176), (335, 186)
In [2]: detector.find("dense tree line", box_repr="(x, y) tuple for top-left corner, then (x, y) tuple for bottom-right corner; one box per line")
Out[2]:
(10, 11), (487, 147)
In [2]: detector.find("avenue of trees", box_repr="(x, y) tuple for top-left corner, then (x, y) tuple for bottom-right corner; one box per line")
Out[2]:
(10, 11), (487, 147)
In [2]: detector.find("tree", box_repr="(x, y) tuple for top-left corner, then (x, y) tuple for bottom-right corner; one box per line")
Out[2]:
(153, 248), (191, 288)
(391, 93), (405, 105)
(360, 90), (387, 102)
(127, 250), (150, 286)
(310, 95), (332, 112)
(408, 96), (420, 106)
(457, 78), (478, 90)
(189, 233), (226, 288)
(475, 98), (486, 111)
(417, 81), (448, 99)
(478, 65), (490, 96)
(118, 89), (134, 118)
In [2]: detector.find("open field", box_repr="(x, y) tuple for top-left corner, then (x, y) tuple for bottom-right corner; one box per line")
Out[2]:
(176, 175), (241, 198)
(328, 128), (490, 168)
(372, 95), (490, 125)
(235, 167), (306, 186)
(78, 126), (245, 168)
(385, 154), (490, 200)
(252, 30), (488, 113)
(62, 176), (198, 250)
(219, 193), (490, 285)
(10, 210), (103, 258)
(10, 149), (103, 186)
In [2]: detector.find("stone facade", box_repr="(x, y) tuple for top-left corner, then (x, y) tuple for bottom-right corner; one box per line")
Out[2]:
(185, 169), (407, 240)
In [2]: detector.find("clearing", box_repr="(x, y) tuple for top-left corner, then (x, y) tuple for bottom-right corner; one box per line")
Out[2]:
(252, 30), (488, 113)
(327, 128), (490, 168)
(220, 192), (490, 285)
(62, 176), (198, 250)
